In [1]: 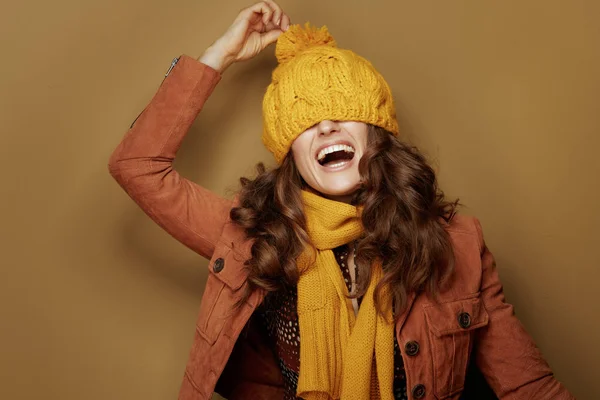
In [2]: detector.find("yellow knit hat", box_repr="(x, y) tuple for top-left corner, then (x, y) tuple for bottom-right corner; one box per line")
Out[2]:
(262, 22), (400, 164)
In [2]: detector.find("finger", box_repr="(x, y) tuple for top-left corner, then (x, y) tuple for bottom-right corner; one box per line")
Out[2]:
(237, 2), (273, 26)
(258, 1), (274, 26)
(260, 28), (283, 48)
(249, 19), (265, 34)
(264, 20), (279, 32)
(264, 0), (282, 26)
(248, 10), (270, 33)
(280, 13), (290, 31)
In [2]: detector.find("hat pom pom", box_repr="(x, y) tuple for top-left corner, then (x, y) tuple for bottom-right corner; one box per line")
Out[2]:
(275, 22), (337, 64)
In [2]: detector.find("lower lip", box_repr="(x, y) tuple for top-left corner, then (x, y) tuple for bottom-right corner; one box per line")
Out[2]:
(317, 155), (356, 172)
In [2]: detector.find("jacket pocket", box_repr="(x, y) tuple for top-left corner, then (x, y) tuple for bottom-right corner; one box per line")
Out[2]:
(423, 295), (489, 399)
(196, 240), (248, 345)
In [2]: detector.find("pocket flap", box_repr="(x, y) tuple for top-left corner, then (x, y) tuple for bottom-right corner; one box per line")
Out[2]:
(209, 241), (248, 291)
(424, 296), (489, 336)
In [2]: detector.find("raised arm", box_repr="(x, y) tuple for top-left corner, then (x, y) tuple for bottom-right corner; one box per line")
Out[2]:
(108, 56), (232, 259)
(473, 218), (575, 399)
(108, 1), (290, 260)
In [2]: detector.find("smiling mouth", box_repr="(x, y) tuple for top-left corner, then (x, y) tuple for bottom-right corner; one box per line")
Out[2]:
(316, 144), (356, 168)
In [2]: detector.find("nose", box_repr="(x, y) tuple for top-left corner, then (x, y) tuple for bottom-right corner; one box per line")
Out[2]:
(317, 120), (339, 136)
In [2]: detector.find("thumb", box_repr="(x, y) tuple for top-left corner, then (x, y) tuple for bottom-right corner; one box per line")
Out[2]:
(260, 29), (283, 48)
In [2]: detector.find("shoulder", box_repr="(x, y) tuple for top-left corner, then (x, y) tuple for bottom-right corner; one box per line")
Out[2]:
(437, 213), (488, 296)
(443, 213), (485, 255)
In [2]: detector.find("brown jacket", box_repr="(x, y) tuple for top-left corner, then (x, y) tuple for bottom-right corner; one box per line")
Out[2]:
(108, 54), (575, 400)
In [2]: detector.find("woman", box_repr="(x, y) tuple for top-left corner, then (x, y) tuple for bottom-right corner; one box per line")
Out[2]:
(108, 2), (575, 399)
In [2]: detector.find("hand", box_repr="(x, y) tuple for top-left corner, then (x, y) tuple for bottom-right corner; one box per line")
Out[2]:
(199, 1), (291, 73)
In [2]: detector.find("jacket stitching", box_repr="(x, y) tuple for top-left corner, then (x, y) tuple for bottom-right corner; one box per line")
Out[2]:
(184, 370), (207, 397)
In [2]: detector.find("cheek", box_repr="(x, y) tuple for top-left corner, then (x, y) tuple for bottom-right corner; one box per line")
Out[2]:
(356, 128), (369, 148)
(291, 138), (314, 171)
(291, 135), (310, 156)
(296, 157), (315, 184)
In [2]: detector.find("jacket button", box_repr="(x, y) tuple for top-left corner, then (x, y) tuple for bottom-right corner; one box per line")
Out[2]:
(458, 311), (472, 329)
(404, 340), (420, 356)
(213, 258), (225, 273)
(411, 384), (426, 399)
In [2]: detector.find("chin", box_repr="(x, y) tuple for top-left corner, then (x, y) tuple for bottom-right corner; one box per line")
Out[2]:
(319, 181), (360, 198)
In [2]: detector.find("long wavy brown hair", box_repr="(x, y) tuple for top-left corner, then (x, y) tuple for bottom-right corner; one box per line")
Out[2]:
(230, 124), (460, 318)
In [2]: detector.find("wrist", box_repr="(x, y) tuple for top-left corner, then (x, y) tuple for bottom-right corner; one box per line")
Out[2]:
(198, 46), (234, 74)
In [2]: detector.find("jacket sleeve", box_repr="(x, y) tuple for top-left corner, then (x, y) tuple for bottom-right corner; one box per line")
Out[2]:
(108, 54), (232, 260)
(472, 218), (575, 399)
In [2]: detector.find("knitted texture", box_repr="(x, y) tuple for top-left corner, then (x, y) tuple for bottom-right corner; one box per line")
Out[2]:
(262, 23), (400, 164)
(296, 189), (395, 400)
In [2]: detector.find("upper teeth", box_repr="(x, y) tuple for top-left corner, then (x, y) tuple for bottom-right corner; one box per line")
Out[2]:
(317, 144), (355, 161)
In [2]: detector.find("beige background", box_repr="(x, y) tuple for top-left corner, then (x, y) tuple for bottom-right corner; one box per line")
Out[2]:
(1, 0), (598, 399)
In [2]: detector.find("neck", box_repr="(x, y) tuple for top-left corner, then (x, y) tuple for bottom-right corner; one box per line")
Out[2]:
(323, 192), (354, 204)
(304, 187), (356, 205)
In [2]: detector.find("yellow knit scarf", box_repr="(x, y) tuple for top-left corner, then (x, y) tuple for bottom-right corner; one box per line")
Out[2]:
(296, 189), (395, 400)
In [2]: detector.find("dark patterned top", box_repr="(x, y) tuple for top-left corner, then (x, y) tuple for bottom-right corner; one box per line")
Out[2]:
(257, 244), (408, 400)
